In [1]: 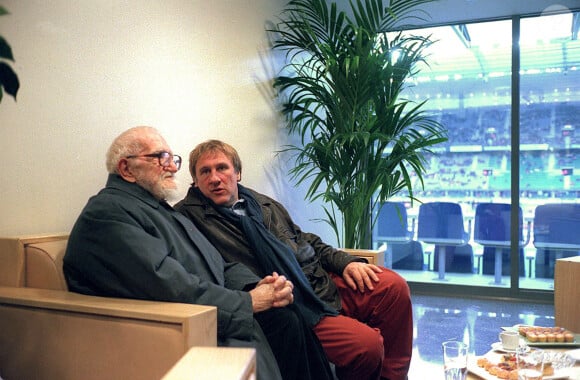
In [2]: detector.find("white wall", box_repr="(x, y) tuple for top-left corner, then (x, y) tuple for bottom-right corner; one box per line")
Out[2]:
(0, 0), (337, 243)
(6, 0), (573, 244)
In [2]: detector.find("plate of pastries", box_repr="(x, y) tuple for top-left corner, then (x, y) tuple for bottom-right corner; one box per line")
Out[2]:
(503, 325), (579, 347)
(469, 351), (576, 380)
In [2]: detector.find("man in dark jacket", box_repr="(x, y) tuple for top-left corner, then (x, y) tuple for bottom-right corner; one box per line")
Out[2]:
(63, 127), (333, 380)
(175, 139), (414, 380)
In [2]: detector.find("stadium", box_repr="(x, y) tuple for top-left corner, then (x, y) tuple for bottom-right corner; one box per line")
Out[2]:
(376, 14), (580, 288)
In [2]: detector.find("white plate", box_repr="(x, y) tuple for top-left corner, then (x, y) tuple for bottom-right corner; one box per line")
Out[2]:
(491, 342), (518, 353)
(468, 352), (576, 380)
(566, 348), (580, 361)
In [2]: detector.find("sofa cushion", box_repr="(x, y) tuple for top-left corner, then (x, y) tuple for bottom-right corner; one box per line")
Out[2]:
(25, 240), (68, 290)
(0, 235), (68, 288)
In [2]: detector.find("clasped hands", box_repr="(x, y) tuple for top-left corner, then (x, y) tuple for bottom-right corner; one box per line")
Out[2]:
(250, 272), (294, 313)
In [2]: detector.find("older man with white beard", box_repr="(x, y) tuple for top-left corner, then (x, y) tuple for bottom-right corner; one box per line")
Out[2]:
(63, 126), (333, 380)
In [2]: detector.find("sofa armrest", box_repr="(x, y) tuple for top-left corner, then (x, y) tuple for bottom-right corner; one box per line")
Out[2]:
(341, 248), (385, 266)
(162, 347), (256, 380)
(0, 286), (217, 380)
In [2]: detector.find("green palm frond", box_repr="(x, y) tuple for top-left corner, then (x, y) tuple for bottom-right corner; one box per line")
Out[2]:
(269, 0), (447, 248)
(0, 6), (19, 103)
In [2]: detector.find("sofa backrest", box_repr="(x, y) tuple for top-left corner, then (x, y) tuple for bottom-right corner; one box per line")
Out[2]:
(0, 234), (69, 290)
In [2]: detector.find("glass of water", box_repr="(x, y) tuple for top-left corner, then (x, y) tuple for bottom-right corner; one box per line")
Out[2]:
(442, 341), (468, 380)
(517, 347), (545, 380)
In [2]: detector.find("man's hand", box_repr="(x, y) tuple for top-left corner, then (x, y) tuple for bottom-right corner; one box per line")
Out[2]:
(342, 262), (383, 292)
(250, 272), (294, 312)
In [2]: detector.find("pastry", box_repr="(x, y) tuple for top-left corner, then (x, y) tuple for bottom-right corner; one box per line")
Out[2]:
(477, 354), (518, 380)
(496, 368), (509, 379)
(477, 357), (489, 367)
(543, 363), (554, 376)
(526, 332), (538, 342)
(484, 360), (495, 371)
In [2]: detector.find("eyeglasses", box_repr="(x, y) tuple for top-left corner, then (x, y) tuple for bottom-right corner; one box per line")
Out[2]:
(126, 151), (182, 170)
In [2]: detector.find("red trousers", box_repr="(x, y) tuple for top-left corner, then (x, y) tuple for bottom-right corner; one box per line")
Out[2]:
(313, 269), (413, 380)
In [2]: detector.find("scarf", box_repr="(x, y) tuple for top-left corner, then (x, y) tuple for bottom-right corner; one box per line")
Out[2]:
(211, 184), (338, 327)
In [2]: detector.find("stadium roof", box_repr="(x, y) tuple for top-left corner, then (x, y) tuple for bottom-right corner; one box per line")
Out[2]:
(398, 13), (580, 108)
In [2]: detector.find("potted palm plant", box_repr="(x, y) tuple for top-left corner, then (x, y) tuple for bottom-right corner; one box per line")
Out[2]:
(268, 0), (447, 249)
(0, 6), (19, 103)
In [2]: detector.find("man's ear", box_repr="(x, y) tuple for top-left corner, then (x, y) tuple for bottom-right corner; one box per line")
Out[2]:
(237, 171), (241, 182)
(117, 159), (137, 183)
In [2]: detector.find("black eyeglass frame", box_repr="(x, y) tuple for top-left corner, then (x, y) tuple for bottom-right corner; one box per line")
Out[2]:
(126, 151), (182, 170)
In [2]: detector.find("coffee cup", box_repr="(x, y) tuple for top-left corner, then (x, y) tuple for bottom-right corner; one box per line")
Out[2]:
(499, 330), (519, 350)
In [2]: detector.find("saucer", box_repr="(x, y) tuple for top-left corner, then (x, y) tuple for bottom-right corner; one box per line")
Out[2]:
(491, 342), (519, 353)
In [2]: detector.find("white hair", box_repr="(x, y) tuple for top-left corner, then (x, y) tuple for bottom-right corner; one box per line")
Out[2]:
(105, 126), (160, 174)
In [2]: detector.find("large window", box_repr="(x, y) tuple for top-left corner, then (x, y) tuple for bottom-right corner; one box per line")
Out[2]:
(519, 14), (580, 289)
(374, 11), (580, 298)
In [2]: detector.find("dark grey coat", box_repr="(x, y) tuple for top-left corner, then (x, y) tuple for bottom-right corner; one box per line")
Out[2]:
(63, 174), (282, 380)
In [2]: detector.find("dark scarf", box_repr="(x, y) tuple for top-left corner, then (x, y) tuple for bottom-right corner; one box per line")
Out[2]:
(210, 184), (338, 326)
(200, 185), (336, 379)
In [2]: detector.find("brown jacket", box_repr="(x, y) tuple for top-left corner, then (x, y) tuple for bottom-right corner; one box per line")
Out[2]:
(175, 186), (364, 310)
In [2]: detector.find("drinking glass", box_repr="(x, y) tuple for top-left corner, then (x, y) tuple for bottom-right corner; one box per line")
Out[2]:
(442, 341), (468, 380)
(517, 347), (545, 380)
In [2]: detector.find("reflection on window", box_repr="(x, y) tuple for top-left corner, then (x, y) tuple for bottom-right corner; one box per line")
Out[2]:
(520, 13), (580, 285)
(374, 12), (579, 293)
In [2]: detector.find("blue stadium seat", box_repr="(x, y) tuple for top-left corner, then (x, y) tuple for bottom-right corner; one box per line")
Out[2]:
(474, 203), (530, 284)
(417, 202), (472, 280)
(373, 202), (424, 270)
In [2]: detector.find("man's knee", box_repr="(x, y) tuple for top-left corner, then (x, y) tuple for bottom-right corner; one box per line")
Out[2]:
(334, 328), (383, 379)
(275, 308), (301, 329)
(256, 307), (303, 341)
(375, 270), (411, 303)
(347, 328), (383, 368)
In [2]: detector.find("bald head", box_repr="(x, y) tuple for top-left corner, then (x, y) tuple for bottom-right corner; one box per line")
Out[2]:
(106, 126), (163, 174)
(105, 126), (179, 201)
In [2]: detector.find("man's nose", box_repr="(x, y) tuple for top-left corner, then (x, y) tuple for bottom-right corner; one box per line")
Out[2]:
(208, 170), (220, 182)
(165, 161), (179, 172)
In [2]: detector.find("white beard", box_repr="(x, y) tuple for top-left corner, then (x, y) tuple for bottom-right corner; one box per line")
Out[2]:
(163, 187), (181, 202)
(137, 174), (178, 201)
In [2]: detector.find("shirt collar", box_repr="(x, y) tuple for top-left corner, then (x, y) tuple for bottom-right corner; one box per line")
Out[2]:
(231, 198), (247, 215)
